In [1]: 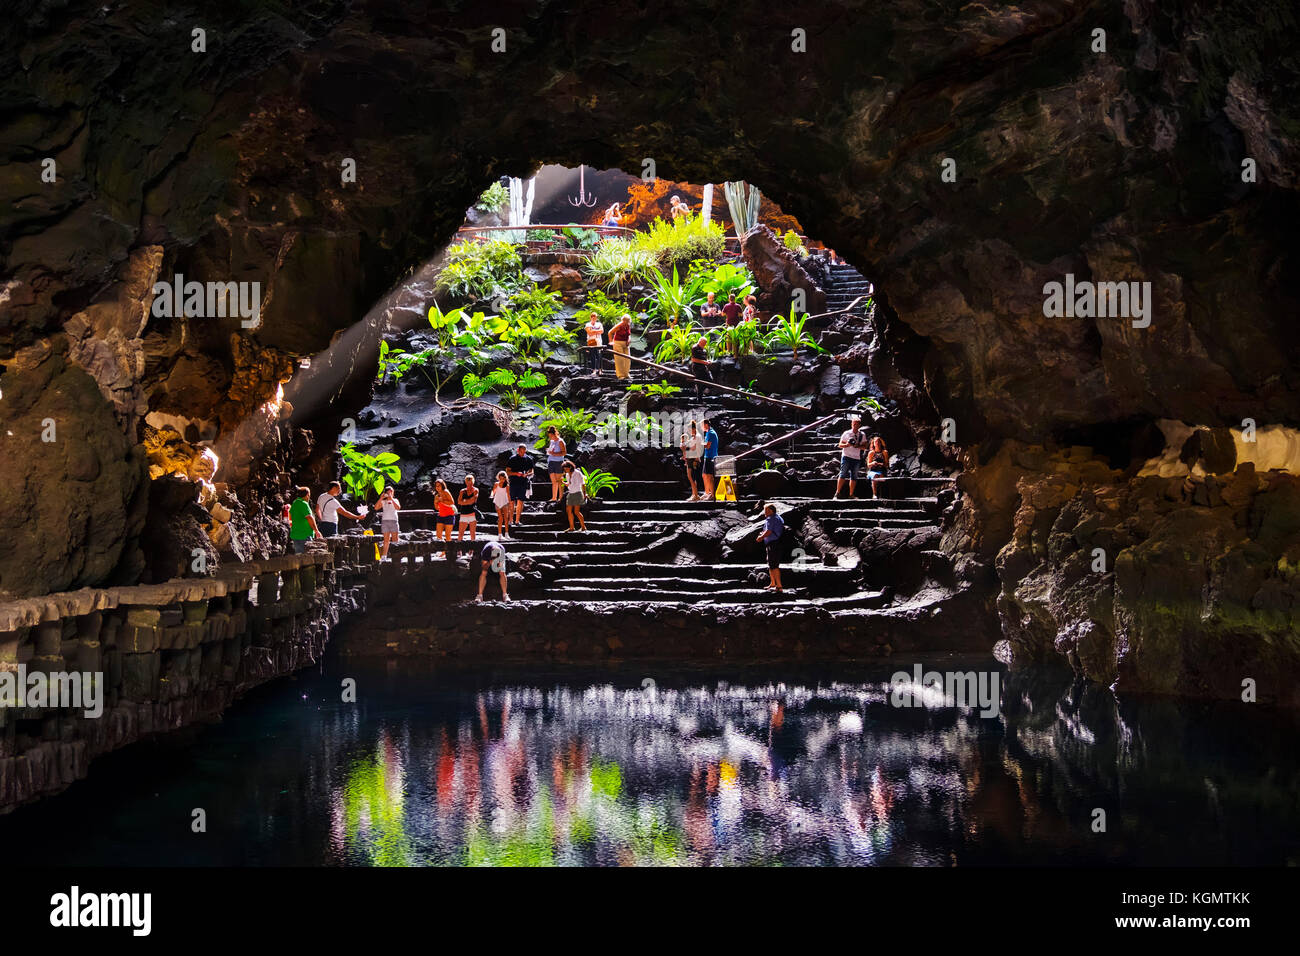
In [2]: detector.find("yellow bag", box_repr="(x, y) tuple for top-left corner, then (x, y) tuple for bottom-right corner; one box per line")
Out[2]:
(714, 475), (737, 502)
(363, 528), (379, 561)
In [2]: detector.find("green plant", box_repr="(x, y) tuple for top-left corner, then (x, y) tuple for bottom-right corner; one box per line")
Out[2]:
(645, 263), (698, 328)
(475, 182), (509, 213)
(689, 261), (756, 305)
(518, 369), (548, 390)
(584, 237), (657, 290)
(452, 309), (497, 348)
(627, 380), (682, 397)
(582, 468), (621, 498)
(594, 411), (664, 445)
(726, 316), (763, 356)
(781, 229), (808, 257)
(723, 181), (762, 240)
(510, 284), (563, 319)
(653, 320), (700, 363)
(535, 405), (598, 449)
(560, 225), (601, 250)
(632, 215), (725, 271)
(376, 341), (439, 386)
(764, 306), (823, 359)
(339, 443), (402, 501)
(762, 459), (775, 470)
(499, 388), (526, 410)
(427, 303), (466, 348)
(435, 239), (525, 300)
(581, 289), (631, 326)
(462, 367), (519, 398)
(490, 308), (574, 352)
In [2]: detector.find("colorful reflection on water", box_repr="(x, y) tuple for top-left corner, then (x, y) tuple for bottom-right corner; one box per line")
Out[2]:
(4, 658), (1299, 866)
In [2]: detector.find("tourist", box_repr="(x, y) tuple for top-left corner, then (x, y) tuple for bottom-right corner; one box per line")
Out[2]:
(690, 335), (712, 400)
(610, 313), (632, 380)
(506, 443), (535, 527)
(431, 478), (456, 556)
(601, 202), (621, 228)
(584, 311), (604, 374)
(866, 436), (890, 499)
(544, 426), (567, 503)
(562, 460), (588, 532)
(834, 415), (869, 500)
(378, 485), (401, 560)
(456, 475), (479, 541)
(289, 485), (322, 554)
(756, 503), (785, 592)
(669, 195), (690, 219)
(700, 291), (723, 327)
(742, 294), (758, 323)
(491, 470), (511, 538)
(681, 419), (704, 501)
(721, 293), (742, 356)
(315, 481), (362, 537)
(476, 540), (510, 602)
(700, 418), (720, 499)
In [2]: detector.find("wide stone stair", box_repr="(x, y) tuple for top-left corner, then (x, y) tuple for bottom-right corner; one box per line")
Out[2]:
(823, 262), (874, 317)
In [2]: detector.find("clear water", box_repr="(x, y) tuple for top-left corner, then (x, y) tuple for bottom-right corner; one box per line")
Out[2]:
(4, 653), (1297, 866)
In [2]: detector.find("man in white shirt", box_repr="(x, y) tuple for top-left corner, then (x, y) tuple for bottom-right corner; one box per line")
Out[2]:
(316, 481), (364, 536)
(834, 416), (869, 499)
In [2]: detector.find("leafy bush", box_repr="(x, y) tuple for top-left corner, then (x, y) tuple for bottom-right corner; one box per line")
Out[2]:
(475, 182), (508, 213)
(462, 367), (520, 398)
(499, 388), (526, 410)
(435, 239), (525, 300)
(560, 225), (601, 250)
(645, 264), (699, 328)
(581, 289), (632, 325)
(653, 321), (701, 363)
(534, 405), (598, 449)
(490, 308), (574, 352)
(627, 380), (683, 397)
(632, 215), (725, 271)
(509, 284), (562, 320)
(583, 468), (621, 497)
(689, 262), (756, 305)
(781, 229), (807, 257)
(339, 443), (402, 501)
(518, 369), (548, 389)
(584, 238), (657, 290)
(376, 341), (438, 385)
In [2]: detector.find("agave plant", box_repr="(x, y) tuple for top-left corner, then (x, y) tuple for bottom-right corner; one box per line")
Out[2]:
(723, 181), (762, 240)
(764, 306), (822, 359)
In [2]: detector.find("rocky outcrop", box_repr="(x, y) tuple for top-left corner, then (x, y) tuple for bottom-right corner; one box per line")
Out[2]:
(741, 225), (827, 315)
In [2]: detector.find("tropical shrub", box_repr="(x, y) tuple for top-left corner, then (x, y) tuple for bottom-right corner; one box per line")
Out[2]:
(582, 289), (632, 325)
(688, 261), (756, 305)
(509, 284), (562, 320)
(339, 443), (402, 501)
(584, 238), (657, 290)
(475, 182), (509, 213)
(781, 229), (807, 257)
(428, 304), (466, 348)
(499, 388), (526, 410)
(722, 317), (763, 356)
(594, 411), (664, 446)
(653, 321), (700, 363)
(534, 405), (598, 449)
(435, 239), (525, 300)
(645, 264), (699, 328)
(627, 380), (683, 397)
(582, 468), (621, 497)
(376, 341), (438, 386)
(560, 225), (601, 250)
(490, 308), (574, 352)
(462, 367), (520, 398)
(632, 215), (725, 271)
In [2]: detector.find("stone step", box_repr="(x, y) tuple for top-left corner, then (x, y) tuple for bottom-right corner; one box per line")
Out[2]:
(537, 585), (887, 609)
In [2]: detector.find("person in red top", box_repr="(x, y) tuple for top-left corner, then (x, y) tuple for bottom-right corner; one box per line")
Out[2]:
(720, 294), (743, 355)
(433, 478), (456, 554)
(609, 313), (632, 379)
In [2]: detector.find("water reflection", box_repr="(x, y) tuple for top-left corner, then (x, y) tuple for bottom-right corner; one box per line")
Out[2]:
(3, 659), (1297, 866)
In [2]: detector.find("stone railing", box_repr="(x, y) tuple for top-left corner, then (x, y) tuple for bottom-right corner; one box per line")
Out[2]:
(0, 533), (467, 814)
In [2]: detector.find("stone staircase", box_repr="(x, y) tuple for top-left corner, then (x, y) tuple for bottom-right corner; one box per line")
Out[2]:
(823, 262), (874, 317)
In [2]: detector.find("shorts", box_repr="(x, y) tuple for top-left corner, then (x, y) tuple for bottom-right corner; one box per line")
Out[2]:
(866, 471), (884, 480)
(838, 457), (861, 480)
(508, 477), (530, 500)
(685, 457), (703, 481)
(702, 458), (717, 476)
(436, 513), (455, 526)
(566, 491), (584, 508)
(766, 542), (781, 570)
(459, 512), (477, 524)
(291, 539), (309, 554)
(381, 520), (399, 535)
(318, 520), (337, 537)
(547, 460), (565, 475)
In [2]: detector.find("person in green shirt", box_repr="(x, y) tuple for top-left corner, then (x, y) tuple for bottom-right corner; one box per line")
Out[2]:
(289, 486), (322, 554)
